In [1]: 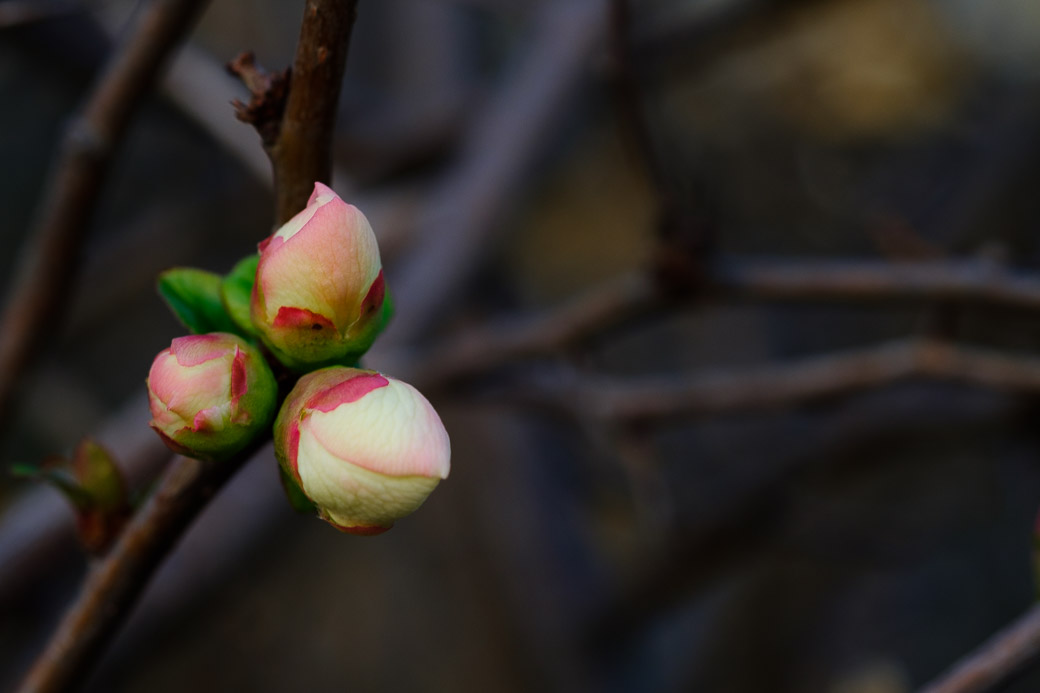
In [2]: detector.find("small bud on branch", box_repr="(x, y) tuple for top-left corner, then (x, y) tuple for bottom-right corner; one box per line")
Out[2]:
(274, 367), (450, 534)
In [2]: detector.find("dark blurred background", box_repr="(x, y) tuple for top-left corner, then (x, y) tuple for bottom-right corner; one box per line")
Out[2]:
(3, 0), (1040, 691)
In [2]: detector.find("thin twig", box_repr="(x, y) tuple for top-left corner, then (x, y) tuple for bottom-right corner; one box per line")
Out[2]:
(917, 603), (1040, 693)
(405, 272), (659, 390)
(708, 257), (1040, 310)
(162, 44), (276, 186)
(489, 339), (1040, 422)
(15, 444), (267, 693)
(0, 0), (210, 434)
(403, 256), (1040, 392)
(227, 51), (290, 148)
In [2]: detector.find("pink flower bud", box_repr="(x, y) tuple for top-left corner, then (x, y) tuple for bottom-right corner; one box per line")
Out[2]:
(147, 333), (278, 461)
(274, 367), (450, 534)
(251, 182), (388, 371)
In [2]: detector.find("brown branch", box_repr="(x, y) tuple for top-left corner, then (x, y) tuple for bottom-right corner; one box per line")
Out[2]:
(708, 257), (1040, 310)
(76, 6), (276, 187)
(226, 0), (357, 223)
(917, 603), (1040, 693)
(402, 256), (1040, 393)
(487, 339), (1040, 423)
(272, 0), (358, 223)
(406, 272), (659, 391)
(17, 2), (360, 691)
(16, 444), (268, 693)
(0, 0), (210, 434)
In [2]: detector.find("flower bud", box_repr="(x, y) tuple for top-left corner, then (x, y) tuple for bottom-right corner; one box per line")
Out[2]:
(147, 333), (277, 460)
(274, 367), (450, 534)
(251, 182), (388, 371)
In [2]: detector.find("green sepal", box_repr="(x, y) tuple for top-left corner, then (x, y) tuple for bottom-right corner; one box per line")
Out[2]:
(221, 254), (260, 337)
(158, 268), (239, 335)
(336, 287), (395, 366)
(278, 465), (317, 514)
(260, 285), (396, 372)
(375, 286), (394, 337)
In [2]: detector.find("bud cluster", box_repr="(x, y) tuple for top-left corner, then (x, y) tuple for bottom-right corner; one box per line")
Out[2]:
(147, 183), (449, 533)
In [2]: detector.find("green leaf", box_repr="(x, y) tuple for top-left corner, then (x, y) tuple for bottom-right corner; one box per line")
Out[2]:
(278, 466), (317, 514)
(221, 254), (260, 337)
(158, 268), (239, 335)
(342, 287), (394, 366)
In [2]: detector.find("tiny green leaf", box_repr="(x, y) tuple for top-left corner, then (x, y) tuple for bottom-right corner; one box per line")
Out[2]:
(221, 254), (260, 337)
(13, 442), (131, 555)
(158, 268), (239, 335)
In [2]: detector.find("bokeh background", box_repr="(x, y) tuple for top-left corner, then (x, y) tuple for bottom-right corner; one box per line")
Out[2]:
(4, 0), (1040, 691)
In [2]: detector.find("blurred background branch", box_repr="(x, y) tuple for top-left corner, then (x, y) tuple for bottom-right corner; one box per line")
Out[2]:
(0, 0), (210, 434)
(0, 0), (82, 29)
(486, 338), (1040, 422)
(920, 602), (1040, 693)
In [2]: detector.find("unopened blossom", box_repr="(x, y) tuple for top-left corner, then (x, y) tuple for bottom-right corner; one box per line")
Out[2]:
(274, 367), (450, 534)
(147, 333), (277, 460)
(251, 182), (388, 371)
